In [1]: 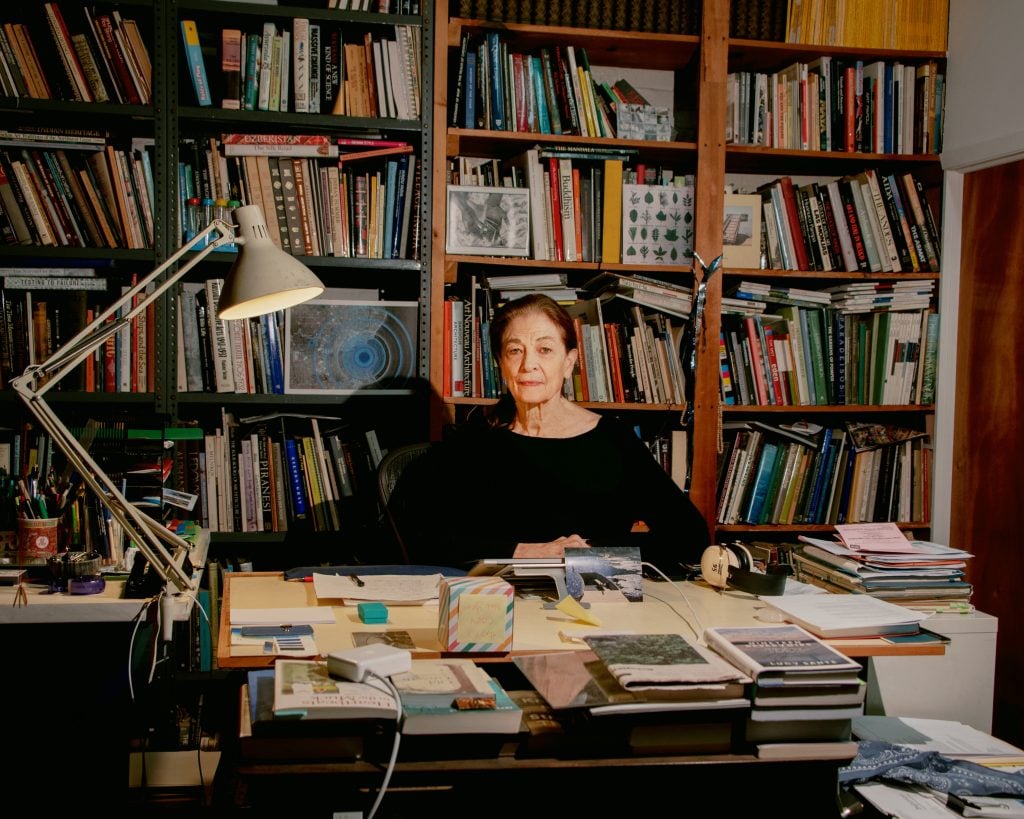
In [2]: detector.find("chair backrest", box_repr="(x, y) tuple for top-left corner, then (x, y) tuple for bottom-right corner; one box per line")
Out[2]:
(376, 442), (434, 563)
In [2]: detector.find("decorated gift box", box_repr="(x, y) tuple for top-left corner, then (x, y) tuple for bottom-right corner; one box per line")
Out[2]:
(437, 576), (514, 652)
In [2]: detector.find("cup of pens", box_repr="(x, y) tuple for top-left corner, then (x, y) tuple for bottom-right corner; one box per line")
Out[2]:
(17, 517), (60, 564)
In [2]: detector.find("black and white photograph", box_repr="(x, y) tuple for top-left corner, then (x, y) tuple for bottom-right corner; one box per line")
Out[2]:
(445, 185), (530, 256)
(722, 193), (762, 269)
(284, 300), (418, 394)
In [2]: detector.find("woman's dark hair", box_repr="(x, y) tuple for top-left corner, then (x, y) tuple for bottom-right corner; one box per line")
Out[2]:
(488, 292), (577, 358)
(483, 293), (577, 428)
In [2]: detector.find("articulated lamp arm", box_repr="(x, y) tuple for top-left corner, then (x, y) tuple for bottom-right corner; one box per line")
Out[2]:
(9, 220), (237, 593)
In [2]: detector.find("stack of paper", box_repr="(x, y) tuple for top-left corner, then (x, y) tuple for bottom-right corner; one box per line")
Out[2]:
(757, 591), (929, 639)
(792, 523), (974, 612)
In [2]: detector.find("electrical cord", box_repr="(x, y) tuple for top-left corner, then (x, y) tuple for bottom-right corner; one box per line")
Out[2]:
(363, 670), (403, 819)
(640, 560), (707, 642)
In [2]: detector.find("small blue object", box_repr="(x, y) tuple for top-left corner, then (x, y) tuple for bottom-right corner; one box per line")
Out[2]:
(358, 602), (388, 624)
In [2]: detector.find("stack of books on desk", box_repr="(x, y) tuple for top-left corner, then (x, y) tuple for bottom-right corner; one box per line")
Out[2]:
(704, 624), (865, 759)
(514, 633), (753, 755)
(792, 524), (975, 612)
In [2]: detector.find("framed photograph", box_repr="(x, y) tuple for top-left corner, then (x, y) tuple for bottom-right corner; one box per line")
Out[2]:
(722, 193), (763, 269)
(445, 184), (530, 256)
(284, 300), (419, 395)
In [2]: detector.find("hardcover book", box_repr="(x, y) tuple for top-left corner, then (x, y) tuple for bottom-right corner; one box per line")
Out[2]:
(702, 624), (862, 682)
(400, 678), (522, 736)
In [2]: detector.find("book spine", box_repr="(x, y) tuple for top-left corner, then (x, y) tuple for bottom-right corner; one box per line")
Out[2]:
(292, 18), (308, 113)
(180, 21), (210, 106)
(221, 28), (242, 110)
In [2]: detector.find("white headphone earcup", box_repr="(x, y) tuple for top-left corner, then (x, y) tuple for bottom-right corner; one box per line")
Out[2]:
(701, 545), (737, 589)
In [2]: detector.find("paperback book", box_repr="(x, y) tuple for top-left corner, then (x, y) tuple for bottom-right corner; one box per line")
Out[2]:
(583, 633), (751, 691)
(273, 658), (398, 720)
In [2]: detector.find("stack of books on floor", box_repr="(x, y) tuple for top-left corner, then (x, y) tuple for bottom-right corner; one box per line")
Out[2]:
(703, 624), (865, 760)
(792, 521), (975, 612)
(514, 632), (753, 755)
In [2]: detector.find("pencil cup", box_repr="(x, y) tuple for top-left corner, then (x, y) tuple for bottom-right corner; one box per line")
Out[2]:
(17, 518), (60, 564)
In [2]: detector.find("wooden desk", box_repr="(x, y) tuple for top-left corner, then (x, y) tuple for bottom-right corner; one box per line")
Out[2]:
(217, 571), (945, 669)
(215, 572), (948, 816)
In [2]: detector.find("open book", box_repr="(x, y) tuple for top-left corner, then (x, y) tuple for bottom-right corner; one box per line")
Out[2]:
(273, 658), (398, 720)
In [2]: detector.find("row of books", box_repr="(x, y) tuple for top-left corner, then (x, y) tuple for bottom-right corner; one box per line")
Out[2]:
(192, 411), (386, 535)
(717, 421), (931, 526)
(0, 4), (151, 104)
(444, 278), (688, 406)
(450, 147), (695, 266)
(0, 135), (156, 250)
(720, 302), (939, 408)
(177, 281), (286, 397)
(785, 0), (949, 51)
(758, 170), (940, 274)
(727, 57), (944, 156)
(729, 0), (789, 42)
(0, 274), (154, 393)
(182, 19), (421, 120)
(451, 31), (647, 139)
(453, 0), (700, 35)
(178, 137), (420, 260)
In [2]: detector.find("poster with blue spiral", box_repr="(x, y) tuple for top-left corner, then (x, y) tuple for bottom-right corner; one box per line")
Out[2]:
(284, 300), (418, 394)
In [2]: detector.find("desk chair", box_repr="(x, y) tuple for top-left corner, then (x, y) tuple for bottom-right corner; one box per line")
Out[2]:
(376, 441), (434, 563)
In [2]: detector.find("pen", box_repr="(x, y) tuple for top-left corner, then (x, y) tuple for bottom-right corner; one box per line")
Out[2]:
(349, 574), (365, 587)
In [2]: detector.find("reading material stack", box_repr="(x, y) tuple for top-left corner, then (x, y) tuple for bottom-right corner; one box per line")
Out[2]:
(703, 624), (865, 758)
(793, 523), (974, 612)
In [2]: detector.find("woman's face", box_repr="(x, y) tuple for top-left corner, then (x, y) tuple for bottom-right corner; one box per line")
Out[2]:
(499, 310), (577, 406)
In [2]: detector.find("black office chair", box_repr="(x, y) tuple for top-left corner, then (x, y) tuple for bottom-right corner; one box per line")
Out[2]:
(376, 441), (434, 563)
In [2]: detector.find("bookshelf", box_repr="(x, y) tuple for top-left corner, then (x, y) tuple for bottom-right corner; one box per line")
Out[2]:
(0, 1), (435, 571)
(428, 0), (946, 545)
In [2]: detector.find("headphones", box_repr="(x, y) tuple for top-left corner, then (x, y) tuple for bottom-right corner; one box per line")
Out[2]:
(700, 543), (787, 596)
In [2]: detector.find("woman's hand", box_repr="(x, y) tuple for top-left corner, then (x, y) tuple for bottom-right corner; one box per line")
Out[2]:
(513, 535), (591, 559)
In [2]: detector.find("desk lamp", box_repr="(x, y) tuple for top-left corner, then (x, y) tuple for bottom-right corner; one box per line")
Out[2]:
(10, 205), (325, 593)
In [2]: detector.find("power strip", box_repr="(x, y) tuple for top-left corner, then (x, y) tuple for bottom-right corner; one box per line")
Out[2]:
(327, 644), (412, 682)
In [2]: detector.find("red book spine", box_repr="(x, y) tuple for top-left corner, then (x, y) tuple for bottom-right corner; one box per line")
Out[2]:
(96, 14), (141, 105)
(547, 157), (564, 261)
(743, 316), (770, 405)
(844, 65), (856, 153)
(778, 177), (811, 271)
(603, 322), (625, 403)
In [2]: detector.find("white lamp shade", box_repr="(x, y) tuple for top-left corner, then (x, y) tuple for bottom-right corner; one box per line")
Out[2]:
(217, 205), (325, 320)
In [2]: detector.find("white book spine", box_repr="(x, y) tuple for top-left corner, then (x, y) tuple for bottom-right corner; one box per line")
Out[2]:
(292, 18), (309, 113)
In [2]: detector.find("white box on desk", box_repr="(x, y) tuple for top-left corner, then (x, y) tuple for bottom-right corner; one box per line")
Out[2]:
(865, 611), (997, 732)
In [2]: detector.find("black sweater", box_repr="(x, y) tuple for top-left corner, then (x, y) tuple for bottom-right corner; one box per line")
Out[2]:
(400, 416), (709, 575)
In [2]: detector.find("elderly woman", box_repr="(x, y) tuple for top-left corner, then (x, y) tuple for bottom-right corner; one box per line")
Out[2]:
(406, 293), (709, 575)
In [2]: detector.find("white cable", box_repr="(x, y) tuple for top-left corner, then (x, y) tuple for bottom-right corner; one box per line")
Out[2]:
(364, 670), (403, 819)
(641, 561), (707, 641)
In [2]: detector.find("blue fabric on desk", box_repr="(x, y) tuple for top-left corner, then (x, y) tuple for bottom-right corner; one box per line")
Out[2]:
(284, 565), (466, 581)
(839, 741), (1024, 797)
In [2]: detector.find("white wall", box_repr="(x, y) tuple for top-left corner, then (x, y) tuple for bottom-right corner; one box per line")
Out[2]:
(942, 0), (1024, 173)
(931, 0), (1024, 545)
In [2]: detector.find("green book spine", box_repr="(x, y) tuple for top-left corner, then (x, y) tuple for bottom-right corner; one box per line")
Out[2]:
(805, 308), (829, 406)
(871, 311), (892, 405)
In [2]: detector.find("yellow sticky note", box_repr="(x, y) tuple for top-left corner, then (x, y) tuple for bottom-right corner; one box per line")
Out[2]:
(555, 595), (602, 627)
